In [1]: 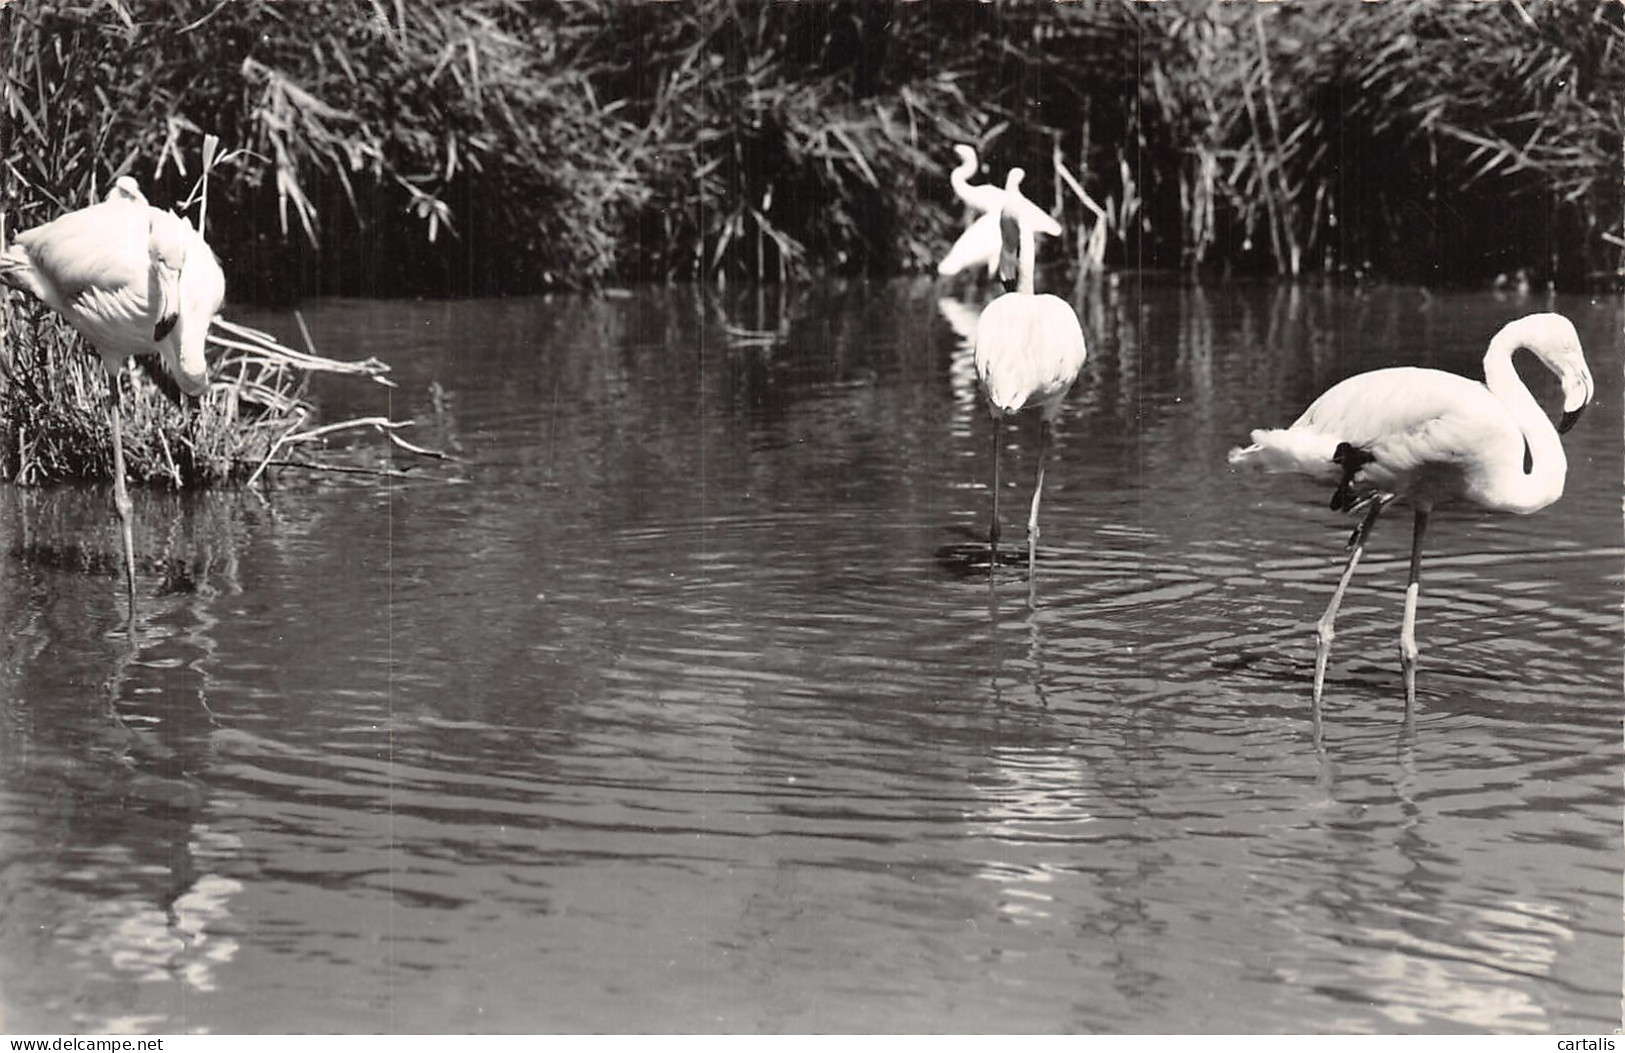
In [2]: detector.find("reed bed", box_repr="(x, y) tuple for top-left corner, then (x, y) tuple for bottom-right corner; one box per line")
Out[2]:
(0, 298), (434, 489)
(3, 0), (1618, 296)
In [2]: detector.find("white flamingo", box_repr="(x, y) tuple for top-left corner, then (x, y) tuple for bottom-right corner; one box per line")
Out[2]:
(939, 145), (1062, 278)
(1, 176), (225, 621)
(1228, 312), (1594, 707)
(947, 143), (1007, 215)
(973, 168), (1088, 576)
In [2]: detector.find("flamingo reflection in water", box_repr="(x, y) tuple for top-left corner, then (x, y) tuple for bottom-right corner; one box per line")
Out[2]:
(1228, 312), (1593, 709)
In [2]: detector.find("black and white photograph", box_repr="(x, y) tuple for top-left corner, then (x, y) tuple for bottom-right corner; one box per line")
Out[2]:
(0, 0), (1619, 1037)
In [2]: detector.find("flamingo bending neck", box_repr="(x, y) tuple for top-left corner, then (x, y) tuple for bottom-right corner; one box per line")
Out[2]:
(1477, 315), (1584, 513)
(996, 169), (1037, 295)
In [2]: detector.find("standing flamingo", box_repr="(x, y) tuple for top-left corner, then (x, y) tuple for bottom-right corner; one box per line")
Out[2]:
(947, 143), (1008, 215)
(973, 168), (1088, 577)
(1, 176), (225, 622)
(1227, 312), (1594, 708)
(938, 145), (1063, 278)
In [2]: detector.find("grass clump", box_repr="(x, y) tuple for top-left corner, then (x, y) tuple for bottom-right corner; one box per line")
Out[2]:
(0, 294), (406, 490)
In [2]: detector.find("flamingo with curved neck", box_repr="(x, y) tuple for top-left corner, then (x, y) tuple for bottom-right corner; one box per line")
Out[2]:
(1228, 312), (1594, 709)
(939, 146), (1063, 278)
(0, 176), (225, 624)
(948, 144), (1007, 215)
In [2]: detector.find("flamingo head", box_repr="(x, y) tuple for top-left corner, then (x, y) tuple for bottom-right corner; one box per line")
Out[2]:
(951, 144), (977, 174)
(1557, 374), (1594, 430)
(1531, 313), (1592, 432)
(106, 176), (147, 206)
(145, 210), (221, 397)
(1495, 312), (1593, 433)
(147, 211), (191, 343)
(1554, 338), (1594, 434)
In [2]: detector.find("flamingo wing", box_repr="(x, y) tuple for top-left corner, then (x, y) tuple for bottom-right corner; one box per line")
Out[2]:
(13, 200), (151, 305)
(1012, 199), (1063, 239)
(1236, 367), (1524, 505)
(9, 200), (159, 360)
(938, 212), (1003, 277)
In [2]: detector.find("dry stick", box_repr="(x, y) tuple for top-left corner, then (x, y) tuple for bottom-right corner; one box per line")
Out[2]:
(156, 428), (182, 488)
(1238, 73), (1285, 274)
(1053, 156), (1109, 271)
(1052, 134), (1063, 220)
(247, 459), (419, 479)
(208, 318), (396, 385)
(1251, 10), (1300, 276)
(294, 309), (318, 357)
(281, 416), (453, 460)
(1076, 120), (1092, 276)
(207, 316), (447, 492)
(243, 408), (311, 491)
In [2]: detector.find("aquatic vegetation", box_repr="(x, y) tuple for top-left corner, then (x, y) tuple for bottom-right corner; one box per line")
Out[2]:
(1144, 0), (1625, 283)
(0, 0), (1617, 294)
(0, 292), (406, 488)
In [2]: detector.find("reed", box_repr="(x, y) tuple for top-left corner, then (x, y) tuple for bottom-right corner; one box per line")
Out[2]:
(2, 0), (1617, 294)
(1135, 1), (1624, 282)
(0, 292), (417, 488)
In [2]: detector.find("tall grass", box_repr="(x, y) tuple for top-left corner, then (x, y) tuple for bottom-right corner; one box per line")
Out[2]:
(0, 287), (407, 489)
(2, 0), (1619, 298)
(1143, 1), (1625, 283)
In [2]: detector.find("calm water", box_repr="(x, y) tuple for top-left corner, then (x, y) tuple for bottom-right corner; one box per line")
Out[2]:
(0, 279), (1619, 1034)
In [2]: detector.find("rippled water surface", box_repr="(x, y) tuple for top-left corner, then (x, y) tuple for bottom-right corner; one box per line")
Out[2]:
(0, 280), (1619, 1033)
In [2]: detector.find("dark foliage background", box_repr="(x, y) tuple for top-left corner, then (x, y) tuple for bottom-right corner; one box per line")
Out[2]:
(3, 0), (1622, 299)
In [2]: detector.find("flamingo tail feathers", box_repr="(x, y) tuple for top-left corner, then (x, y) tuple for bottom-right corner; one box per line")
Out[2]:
(1226, 427), (1340, 477)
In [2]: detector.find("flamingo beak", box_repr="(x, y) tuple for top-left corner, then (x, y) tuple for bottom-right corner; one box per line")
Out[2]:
(1558, 406), (1584, 434)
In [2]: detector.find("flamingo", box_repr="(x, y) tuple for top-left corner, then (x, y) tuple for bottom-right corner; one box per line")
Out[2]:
(948, 143), (1008, 215)
(1227, 312), (1594, 708)
(1, 176), (225, 622)
(973, 167), (1088, 577)
(938, 145), (1063, 278)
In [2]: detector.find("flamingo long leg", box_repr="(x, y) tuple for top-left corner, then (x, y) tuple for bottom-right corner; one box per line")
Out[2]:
(1400, 509), (1430, 709)
(1313, 494), (1391, 706)
(107, 369), (137, 626)
(1026, 418), (1052, 580)
(988, 417), (1002, 569)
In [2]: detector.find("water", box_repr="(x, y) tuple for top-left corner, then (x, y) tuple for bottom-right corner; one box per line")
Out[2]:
(0, 279), (1618, 1034)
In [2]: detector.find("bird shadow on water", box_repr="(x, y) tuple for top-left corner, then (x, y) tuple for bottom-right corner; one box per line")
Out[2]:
(932, 523), (1050, 577)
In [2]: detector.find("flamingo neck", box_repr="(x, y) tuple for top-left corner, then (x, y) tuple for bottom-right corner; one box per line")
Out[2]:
(999, 212), (1035, 295)
(950, 155), (981, 207)
(1481, 331), (1566, 512)
(1017, 221), (1035, 294)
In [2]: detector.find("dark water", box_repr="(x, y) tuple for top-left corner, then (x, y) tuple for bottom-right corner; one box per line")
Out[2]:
(0, 279), (1618, 1034)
